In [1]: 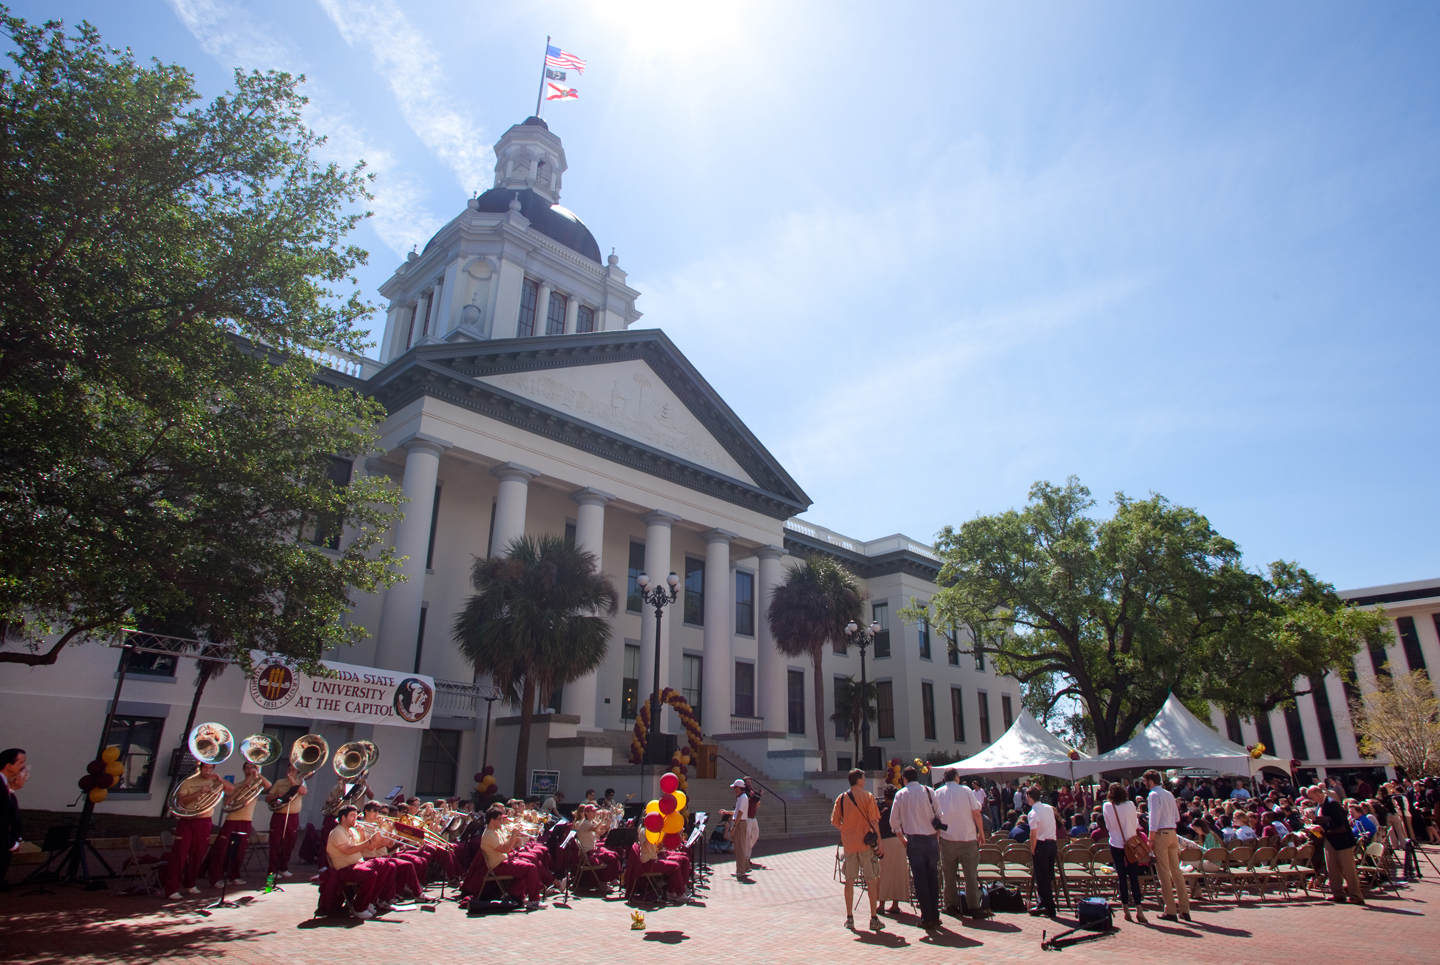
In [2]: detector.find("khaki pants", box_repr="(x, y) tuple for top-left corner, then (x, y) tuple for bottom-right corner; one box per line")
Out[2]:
(1323, 840), (1362, 900)
(938, 838), (981, 912)
(1152, 828), (1190, 916)
(733, 819), (751, 875)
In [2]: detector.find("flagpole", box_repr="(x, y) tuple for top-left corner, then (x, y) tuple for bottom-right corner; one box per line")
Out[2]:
(534, 35), (551, 118)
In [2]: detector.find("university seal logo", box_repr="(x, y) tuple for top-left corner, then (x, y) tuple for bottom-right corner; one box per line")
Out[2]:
(249, 658), (298, 710)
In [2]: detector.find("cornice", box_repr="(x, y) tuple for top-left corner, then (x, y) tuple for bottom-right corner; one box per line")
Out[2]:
(782, 531), (940, 582)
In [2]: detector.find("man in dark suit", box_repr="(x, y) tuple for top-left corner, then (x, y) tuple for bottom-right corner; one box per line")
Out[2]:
(0, 747), (26, 891)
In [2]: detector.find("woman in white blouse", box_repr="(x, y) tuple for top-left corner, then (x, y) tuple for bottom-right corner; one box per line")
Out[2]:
(1103, 783), (1148, 922)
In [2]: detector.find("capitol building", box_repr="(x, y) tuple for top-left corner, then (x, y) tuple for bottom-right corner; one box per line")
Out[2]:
(1, 117), (1427, 823)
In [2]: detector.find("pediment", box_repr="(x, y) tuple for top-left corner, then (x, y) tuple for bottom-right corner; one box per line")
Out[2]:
(475, 359), (757, 484)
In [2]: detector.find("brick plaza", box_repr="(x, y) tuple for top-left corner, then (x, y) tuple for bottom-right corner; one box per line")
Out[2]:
(3, 837), (1437, 965)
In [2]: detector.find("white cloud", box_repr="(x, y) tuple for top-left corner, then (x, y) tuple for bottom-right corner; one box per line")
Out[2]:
(314, 0), (493, 195)
(165, 0), (442, 258)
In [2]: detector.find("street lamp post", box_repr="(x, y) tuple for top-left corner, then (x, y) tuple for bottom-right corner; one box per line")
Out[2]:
(637, 571), (680, 765)
(845, 620), (881, 770)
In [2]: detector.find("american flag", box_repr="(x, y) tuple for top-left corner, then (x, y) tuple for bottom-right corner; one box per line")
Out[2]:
(545, 45), (585, 74)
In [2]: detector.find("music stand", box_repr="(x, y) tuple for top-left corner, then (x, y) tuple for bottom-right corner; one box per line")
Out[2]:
(21, 825), (74, 891)
(208, 832), (248, 909)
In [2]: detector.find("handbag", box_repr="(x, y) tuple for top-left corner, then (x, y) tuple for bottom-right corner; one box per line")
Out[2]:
(1124, 831), (1151, 865)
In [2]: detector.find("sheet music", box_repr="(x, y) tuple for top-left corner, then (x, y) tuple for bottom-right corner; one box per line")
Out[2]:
(685, 826), (704, 847)
(560, 829), (577, 849)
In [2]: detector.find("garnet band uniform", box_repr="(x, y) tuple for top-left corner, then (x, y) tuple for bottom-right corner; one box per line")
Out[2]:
(165, 774), (219, 896)
(324, 825), (391, 913)
(267, 778), (303, 875)
(205, 781), (261, 885)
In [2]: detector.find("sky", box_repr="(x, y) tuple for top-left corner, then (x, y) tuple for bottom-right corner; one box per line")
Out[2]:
(12, 1), (1440, 591)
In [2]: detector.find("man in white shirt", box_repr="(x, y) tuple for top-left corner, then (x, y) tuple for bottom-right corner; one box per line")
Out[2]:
(935, 769), (988, 919)
(1026, 786), (1059, 916)
(1145, 769), (1191, 921)
(1012, 781), (1027, 814)
(721, 780), (750, 876)
(891, 766), (944, 930)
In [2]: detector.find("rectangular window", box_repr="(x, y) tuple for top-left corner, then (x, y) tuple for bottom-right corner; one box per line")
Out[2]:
(309, 456), (353, 549)
(876, 681), (896, 740)
(951, 687), (965, 742)
(1001, 694), (1013, 731)
(416, 729), (461, 796)
(684, 558), (705, 625)
(975, 642), (985, 672)
(921, 682), (937, 740)
(545, 291), (567, 335)
(1308, 675), (1343, 760)
(735, 571), (755, 636)
(485, 500), (497, 558)
(124, 649), (178, 679)
(835, 675), (849, 739)
(576, 304), (595, 333)
(260, 725), (308, 784)
(947, 629), (959, 666)
(683, 654), (703, 722)
(1253, 712), (1276, 755)
(918, 618), (931, 660)
(627, 542), (646, 613)
(517, 278), (539, 337)
(1367, 637), (1391, 681)
(413, 606), (428, 675)
(872, 603), (890, 658)
(1225, 713), (1244, 746)
(104, 715), (165, 793)
(564, 521), (576, 550)
(622, 643), (641, 719)
(1397, 616), (1427, 672)
(425, 484), (442, 569)
(1283, 704), (1309, 760)
(405, 302), (418, 350)
(734, 661), (755, 717)
(787, 670), (805, 734)
(978, 691), (992, 744)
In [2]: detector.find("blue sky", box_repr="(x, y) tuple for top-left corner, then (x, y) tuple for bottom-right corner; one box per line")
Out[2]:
(15, 1), (1440, 590)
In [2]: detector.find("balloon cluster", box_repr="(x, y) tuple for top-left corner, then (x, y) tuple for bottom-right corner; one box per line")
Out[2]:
(474, 765), (497, 797)
(912, 757), (931, 777)
(78, 746), (124, 803)
(629, 687), (705, 765)
(886, 757), (904, 788)
(1247, 742), (1266, 759)
(668, 744), (692, 795)
(641, 771), (688, 849)
(1067, 749), (1081, 761)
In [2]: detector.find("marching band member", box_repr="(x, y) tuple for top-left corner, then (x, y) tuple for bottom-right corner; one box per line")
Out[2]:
(573, 803), (620, 886)
(461, 804), (545, 909)
(264, 764), (308, 878)
(165, 763), (234, 899)
(206, 760), (269, 887)
(323, 804), (393, 919)
(359, 802), (425, 902)
(624, 831), (689, 901)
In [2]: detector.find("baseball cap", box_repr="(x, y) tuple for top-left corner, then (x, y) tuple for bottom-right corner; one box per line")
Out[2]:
(730, 779), (746, 788)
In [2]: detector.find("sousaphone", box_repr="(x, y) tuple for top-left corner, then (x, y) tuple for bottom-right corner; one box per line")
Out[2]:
(171, 723), (233, 818)
(224, 734), (281, 813)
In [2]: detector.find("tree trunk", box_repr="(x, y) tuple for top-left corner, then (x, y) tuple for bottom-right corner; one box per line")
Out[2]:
(160, 661), (215, 818)
(513, 675), (536, 800)
(811, 651), (828, 771)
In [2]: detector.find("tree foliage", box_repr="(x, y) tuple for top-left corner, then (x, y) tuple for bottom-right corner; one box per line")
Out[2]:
(911, 477), (1390, 752)
(453, 534), (619, 799)
(1350, 670), (1440, 779)
(0, 14), (404, 667)
(767, 554), (864, 770)
(830, 674), (878, 765)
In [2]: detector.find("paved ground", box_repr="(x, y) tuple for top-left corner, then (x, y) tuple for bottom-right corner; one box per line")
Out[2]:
(3, 836), (1438, 965)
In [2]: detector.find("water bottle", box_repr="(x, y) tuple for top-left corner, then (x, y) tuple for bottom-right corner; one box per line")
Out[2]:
(265, 873), (275, 893)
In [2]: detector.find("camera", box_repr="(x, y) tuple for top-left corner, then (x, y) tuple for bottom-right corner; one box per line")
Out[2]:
(864, 830), (880, 848)
(931, 817), (948, 832)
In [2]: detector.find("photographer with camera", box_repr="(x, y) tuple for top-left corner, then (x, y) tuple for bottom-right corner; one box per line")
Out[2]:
(936, 768), (988, 920)
(891, 766), (945, 930)
(831, 768), (885, 931)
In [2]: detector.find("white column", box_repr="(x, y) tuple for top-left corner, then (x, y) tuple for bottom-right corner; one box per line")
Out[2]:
(562, 487), (614, 729)
(637, 511), (680, 734)
(424, 281), (444, 338)
(380, 303), (401, 361)
(701, 530), (736, 733)
(756, 545), (788, 733)
(489, 462), (538, 557)
(373, 437), (450, 672)
(563, 296), (579, 334)
(536, 282), (553, 335)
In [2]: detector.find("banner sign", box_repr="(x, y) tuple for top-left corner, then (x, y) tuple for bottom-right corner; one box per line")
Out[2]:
(241, 653), (435, 729)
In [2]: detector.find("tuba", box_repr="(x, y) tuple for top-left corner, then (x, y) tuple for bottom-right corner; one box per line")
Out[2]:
(333, 742), (371, 780)
(223, 734), (281, 813)
(171, 723), (233, 818)
(267, 734), (329, 811)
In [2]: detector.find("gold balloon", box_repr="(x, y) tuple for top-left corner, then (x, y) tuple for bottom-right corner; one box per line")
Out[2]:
(101, 746), (121, 764)
(645, 800), (660, 814)
(663, 809), (683, 835)
(672, 790), (687, 812)
(88, 787), (108, 804)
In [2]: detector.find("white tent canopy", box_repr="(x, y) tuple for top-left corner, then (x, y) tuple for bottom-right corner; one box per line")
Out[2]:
(1074, 693), (1283, 778)
(936, 709), (1089, 779)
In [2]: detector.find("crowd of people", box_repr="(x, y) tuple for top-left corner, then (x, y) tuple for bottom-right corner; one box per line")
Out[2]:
(830, 764), (1440, 933)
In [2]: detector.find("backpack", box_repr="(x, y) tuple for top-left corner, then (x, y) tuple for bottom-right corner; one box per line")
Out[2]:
(465, 895), (523, 916)
(1076, 897), (1113, 931)
(985, 882), (1027, 913)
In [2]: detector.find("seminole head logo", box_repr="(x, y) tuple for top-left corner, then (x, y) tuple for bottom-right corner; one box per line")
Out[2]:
(394, 678), (433, 723)
(248, 658), (298, 710)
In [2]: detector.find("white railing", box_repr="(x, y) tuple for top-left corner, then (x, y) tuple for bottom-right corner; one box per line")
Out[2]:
(730, 716), (764, 733)
(300, 345), (379, 379)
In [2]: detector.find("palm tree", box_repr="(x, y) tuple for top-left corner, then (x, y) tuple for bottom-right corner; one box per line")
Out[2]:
(453, 534), (618, 799)
(767, 554), (864, 771)
(831, 675), (878, 766)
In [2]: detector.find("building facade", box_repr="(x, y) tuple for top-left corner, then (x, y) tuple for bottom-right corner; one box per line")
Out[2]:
(0, 118), (1019, 826)
(1206, 576), (1440, 788)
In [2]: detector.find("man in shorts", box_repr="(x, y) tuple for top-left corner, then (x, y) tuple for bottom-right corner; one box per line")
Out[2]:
(831, 767), (885, 931)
